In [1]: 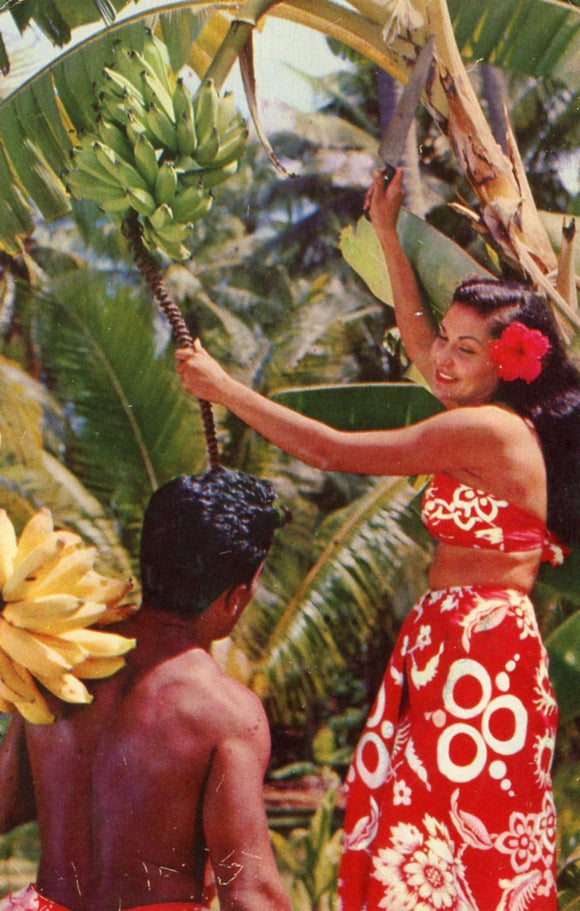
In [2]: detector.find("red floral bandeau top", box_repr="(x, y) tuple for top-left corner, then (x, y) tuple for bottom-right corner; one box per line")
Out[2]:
(421, 473), (569, 567)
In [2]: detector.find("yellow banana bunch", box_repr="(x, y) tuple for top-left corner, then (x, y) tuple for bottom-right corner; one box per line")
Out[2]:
(64, 32), (248, 261)
(0, 508), (136, 724)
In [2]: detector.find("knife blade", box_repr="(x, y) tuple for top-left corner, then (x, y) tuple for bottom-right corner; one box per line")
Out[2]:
(377, 36), (435, 188)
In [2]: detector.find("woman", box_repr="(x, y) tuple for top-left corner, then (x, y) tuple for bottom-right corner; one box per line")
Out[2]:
(176, 169), (579, 910)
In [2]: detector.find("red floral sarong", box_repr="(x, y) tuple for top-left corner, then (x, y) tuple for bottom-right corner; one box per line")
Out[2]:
(338, 586), (558, 911)
(0, 886), (209, 911)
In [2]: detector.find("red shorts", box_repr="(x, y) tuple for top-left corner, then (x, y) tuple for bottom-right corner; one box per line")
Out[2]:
(0, 886), (209, 911)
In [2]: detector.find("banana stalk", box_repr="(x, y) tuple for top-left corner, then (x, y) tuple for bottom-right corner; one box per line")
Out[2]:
(121, 211), (221, 470)
(63, 33), (248, 471)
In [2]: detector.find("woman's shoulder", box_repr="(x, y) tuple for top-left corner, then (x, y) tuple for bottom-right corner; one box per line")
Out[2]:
(423, 403), (532, 443)
(416, 404), (544, 484)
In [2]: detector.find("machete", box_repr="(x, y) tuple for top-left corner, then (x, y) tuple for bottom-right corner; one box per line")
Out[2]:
(376, 36), (435, 189)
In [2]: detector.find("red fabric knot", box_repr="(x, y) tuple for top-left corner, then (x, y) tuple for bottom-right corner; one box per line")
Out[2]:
(542, 531), (571, 568)
(488, 321), (551, 383)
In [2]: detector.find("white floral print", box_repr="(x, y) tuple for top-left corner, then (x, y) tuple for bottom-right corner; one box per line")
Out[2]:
(536, 792), (557, 856)
(416, 624), (432, 649)
(494, 812), (542, 873)
(393, 778), (412, 806)
(372, 815), (475, 911)
(339, 586), (558, 911)
(343, 795), (380, 852)
(533, 663), (558, 717)
(423, 485), (507, 532)
(533, 731), (556, 788)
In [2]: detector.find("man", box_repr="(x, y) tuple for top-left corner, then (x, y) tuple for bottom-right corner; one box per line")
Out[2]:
(0, 468), (291, 911)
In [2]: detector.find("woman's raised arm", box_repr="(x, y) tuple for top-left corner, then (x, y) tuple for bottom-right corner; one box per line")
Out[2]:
(175, 346), (505, 479)
(365, 168), (437, 383)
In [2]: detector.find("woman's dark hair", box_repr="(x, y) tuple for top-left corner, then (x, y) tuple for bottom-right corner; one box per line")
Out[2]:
(140, 468), (289, 617)
(453, 278), (579, 546)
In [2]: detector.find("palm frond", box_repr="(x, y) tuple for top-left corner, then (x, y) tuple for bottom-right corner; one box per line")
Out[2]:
(264, 276), (362, 389)
(0, 355), (61, 460)
(34, 268), (208, 515)
(0, 355), (131, 573)
(0, 453), (134, 577)
(248, 476), (432, 721)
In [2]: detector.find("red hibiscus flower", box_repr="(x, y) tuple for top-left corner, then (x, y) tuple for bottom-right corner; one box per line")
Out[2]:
(488, 321), (551, 383)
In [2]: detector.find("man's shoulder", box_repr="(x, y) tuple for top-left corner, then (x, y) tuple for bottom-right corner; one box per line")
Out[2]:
(147, 647), (265, 734)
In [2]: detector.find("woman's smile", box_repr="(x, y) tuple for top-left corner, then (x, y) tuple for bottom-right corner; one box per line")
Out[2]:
(431, 303), (499, 407)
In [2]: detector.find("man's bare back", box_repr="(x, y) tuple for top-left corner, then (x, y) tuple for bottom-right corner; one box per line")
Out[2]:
(0, 470), (290, 911)
(19, 608), (284, 911)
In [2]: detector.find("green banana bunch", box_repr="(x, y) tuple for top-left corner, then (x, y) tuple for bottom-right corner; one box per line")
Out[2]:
(64, 32), (248, 261)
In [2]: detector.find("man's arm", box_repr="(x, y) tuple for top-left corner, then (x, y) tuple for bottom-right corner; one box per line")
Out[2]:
(0, 715), (37, 832)
(202, 686), (290, 911)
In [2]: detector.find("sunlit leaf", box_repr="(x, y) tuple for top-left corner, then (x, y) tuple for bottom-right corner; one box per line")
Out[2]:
(340, 211), (493, 319)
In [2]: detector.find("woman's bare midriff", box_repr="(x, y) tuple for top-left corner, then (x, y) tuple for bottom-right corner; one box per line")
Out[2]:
(428, 542), (542, 593)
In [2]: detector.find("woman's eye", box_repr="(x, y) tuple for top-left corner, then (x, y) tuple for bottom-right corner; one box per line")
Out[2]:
(459, 347), (476, 355)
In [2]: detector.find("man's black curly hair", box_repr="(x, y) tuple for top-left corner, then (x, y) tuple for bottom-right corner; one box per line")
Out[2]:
(140, 468), (288, 617)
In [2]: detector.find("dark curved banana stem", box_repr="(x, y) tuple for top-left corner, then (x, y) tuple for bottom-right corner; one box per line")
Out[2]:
(122, 211), (220, 471)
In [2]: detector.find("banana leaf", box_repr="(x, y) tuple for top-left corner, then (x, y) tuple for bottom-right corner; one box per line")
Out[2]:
(0, 0), (580, 81)
(2, 0), (579, 90)
(447, 0), (580, 88)
(339, 211), (494, 319)
(272, 382), (442, 431)
(546, 610), (580, 724)
(0, 0), (126, 38)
